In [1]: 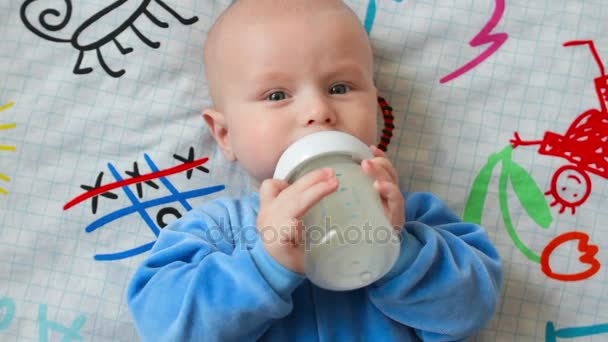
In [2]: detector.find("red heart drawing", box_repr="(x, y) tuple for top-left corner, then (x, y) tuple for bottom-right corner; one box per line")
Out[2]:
(541, 231), (601, 281)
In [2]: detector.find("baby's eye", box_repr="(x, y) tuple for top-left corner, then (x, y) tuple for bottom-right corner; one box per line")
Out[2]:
(329, 84), (351, 95)
(267, 91), (288, 101)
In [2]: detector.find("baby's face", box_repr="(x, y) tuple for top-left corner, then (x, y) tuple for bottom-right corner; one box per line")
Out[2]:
(204, 1), (378, 184)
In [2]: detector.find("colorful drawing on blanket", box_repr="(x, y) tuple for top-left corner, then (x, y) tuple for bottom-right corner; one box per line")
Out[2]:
(0, 297), (87, 341)
(64, 147), (225, 261)
(510, 40), (608, 214)
(20, 0), (199, 78)
(546, 321), (608, 341)
(464, 147), (601, 282)
(363, 0), (404, 34)
(463, 40), (608, 282)
(439, 0), (508, 83)
(0, 102), (16, 196)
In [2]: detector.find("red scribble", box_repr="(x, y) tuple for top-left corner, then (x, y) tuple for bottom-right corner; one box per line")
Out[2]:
(439, 0), (508, 83)
(541, 231), (600, 281)
(511, 40), (608, 214)
(64, 157), (209, 210)
(565, 40), (606, 77)
(544, 165), (591, 215)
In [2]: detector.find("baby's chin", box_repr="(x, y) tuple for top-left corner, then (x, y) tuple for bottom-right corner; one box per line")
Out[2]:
(249, 176), (264, 190)
(248, 165), (280, 187)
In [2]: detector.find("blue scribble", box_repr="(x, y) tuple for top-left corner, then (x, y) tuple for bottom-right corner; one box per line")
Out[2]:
(364, 0), (405, 34)
(546, 321), (608, 341)
(0, 297), (15, 331)
(38, 304), (86, 342)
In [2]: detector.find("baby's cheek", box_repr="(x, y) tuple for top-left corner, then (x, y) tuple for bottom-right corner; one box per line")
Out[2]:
(241, 136), (285, 181)
(242, 144), (278, 181)
(358, 116), (379, 146)
(256, 124), (292, 176)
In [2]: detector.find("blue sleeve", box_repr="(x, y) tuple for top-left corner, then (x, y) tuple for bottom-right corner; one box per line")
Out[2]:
(127, 199), (305, 342)
(367, 192), (502, 341)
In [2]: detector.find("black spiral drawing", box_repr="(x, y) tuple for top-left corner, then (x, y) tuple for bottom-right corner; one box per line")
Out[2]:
(20, 0), (199, 78)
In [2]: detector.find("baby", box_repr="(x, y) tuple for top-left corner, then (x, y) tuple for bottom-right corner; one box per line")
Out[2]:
(127, 0), (502, 341)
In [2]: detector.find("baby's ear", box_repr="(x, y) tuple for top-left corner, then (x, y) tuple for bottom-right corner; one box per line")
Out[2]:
(202, 108), (236, 161)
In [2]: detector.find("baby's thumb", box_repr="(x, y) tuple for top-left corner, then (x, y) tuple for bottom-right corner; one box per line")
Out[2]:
(259, 179), (289, 203)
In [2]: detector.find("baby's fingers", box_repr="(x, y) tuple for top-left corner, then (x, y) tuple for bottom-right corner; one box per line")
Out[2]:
(362, 158), (398, 185)
(259, 179), (290, 203)
(374, 180), (405, 229)
(370, 144), (387, 158)
(279, 168), (339, 219)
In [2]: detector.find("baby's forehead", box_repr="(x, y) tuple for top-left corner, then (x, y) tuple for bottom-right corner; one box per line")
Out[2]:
(206, 1), (361, 60)
(204, 0), (371, 102)
(213, 0), (356, 33)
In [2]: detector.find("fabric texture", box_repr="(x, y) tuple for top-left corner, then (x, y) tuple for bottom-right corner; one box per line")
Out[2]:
(128, 191), (502, 341)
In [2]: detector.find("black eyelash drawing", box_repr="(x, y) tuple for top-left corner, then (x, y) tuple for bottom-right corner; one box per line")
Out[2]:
(20, 0), (199, 78)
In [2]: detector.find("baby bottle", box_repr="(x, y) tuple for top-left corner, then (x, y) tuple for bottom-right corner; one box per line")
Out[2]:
(273, 131), (400, 291)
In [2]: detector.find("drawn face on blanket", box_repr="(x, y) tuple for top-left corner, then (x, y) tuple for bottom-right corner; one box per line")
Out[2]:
(203, 0), (379, 185)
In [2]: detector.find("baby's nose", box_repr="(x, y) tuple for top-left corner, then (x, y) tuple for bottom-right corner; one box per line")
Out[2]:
(306, 116), (333, 125)
(304, 98), (336, 126)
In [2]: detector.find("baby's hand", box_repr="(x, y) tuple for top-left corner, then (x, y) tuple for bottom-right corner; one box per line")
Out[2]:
(361, 145), (405, 232)
(257, 168), (339, 274)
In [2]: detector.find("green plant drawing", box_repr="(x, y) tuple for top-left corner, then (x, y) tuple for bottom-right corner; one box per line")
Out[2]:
(464, 146), (553, 263)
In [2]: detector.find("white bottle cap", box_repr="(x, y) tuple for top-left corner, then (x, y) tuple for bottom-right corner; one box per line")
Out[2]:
(273, 131), (373, 181)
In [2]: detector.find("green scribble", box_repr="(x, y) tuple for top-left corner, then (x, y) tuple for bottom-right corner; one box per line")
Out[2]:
(505, 159), (552, 228)
(464, 145), (553, 264)
(499, 157), (541, 263)
(463, 151), (503, 223)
